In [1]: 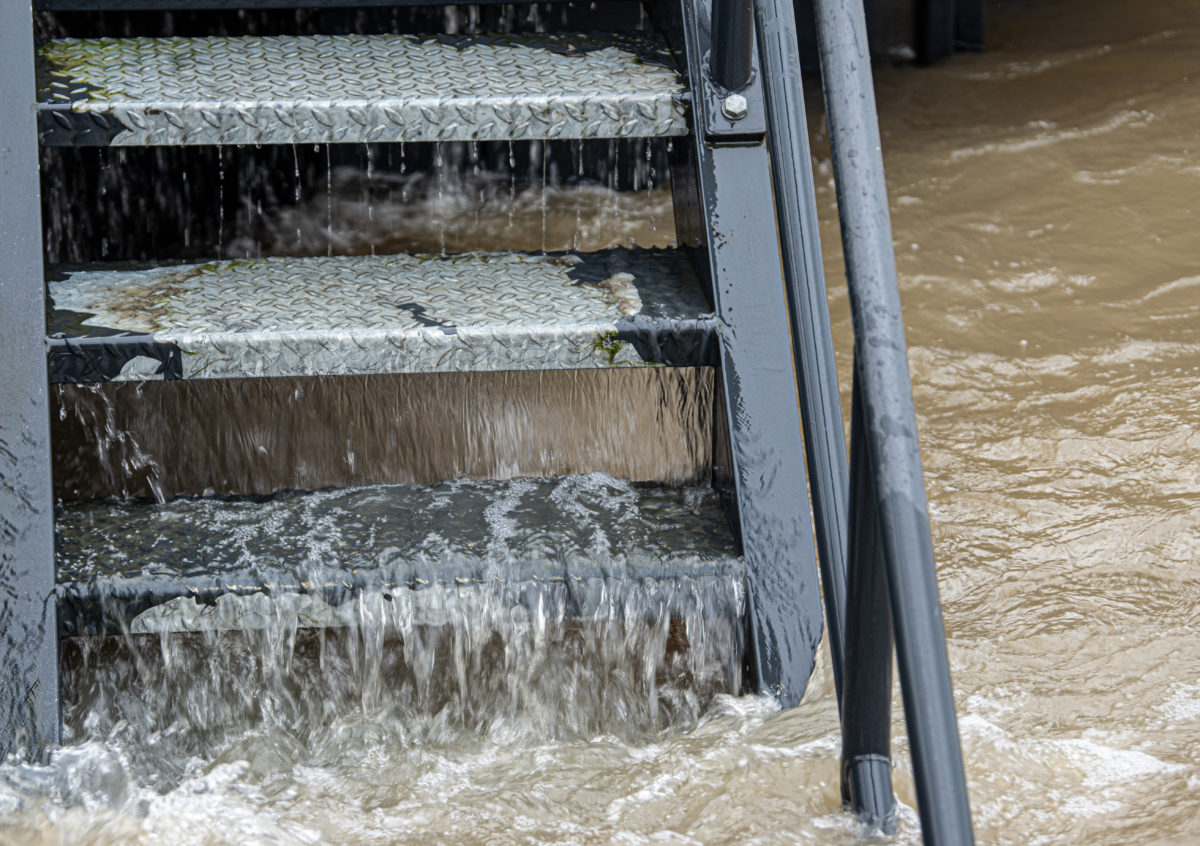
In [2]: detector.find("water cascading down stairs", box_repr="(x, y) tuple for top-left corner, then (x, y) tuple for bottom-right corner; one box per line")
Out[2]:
(2, 0), (975, 841)
(15, 0), (821, 726)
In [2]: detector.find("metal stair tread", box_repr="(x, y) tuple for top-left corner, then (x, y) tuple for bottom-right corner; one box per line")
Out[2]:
(46, 248), (718, 382)
(37, 32), (689, 146)
(56, 475), (745, 635)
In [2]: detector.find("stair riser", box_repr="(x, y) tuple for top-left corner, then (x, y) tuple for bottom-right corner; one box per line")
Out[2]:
(52, 368), (715, 499)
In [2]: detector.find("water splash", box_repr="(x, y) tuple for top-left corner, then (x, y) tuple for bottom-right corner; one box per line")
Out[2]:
(1, 475), (747, 836)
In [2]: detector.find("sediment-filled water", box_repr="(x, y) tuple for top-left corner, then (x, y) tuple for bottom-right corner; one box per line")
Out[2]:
(6, 0), (1200, 841)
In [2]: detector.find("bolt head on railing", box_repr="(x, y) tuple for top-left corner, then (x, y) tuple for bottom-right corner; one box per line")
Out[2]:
(721, 92), (749, 121)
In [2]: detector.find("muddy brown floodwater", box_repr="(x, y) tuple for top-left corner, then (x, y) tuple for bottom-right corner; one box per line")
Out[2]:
(813, 0), (1200, 840)
(6, 0), (1200, 842)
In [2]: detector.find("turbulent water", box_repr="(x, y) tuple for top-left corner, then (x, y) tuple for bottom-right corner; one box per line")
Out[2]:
(7, 0), (1200, 841)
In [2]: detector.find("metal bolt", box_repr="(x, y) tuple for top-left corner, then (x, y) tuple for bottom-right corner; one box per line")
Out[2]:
(721, 92), (749, 122)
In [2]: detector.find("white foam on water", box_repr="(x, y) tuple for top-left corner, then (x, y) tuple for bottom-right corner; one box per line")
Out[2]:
(1158, 681), (1200, 723)
(1049, 736), (1182, 789)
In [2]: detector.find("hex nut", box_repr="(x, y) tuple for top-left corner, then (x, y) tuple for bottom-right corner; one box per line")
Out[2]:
(721, 92), (749, 121)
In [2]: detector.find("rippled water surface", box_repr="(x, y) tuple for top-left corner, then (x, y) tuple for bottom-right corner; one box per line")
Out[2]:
(8, 0), (1200, 842)
(821, 0), (1200, 840)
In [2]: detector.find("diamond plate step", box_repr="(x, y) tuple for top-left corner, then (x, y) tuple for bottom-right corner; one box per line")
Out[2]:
(38, 0), (573, 7)
(37, 32), (688, 146)
(56, 475), (745, 636)
(46, 248), (718, 383)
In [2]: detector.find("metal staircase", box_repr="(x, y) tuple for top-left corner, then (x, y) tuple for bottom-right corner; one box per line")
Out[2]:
(3, 0), (975, 841)
(13, 0), (820, 722)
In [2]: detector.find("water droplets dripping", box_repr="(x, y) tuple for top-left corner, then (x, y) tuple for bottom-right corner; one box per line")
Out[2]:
(54, 474), (743, 780)
(646, 139), (657, 235)
(399, 142), (408, 209)
(54, 384), (166, 504)
(608, 139), (620, 238)
(324, 143), (333, 257)
(538, 140), (548, 253)
(217, 144), (225, 260)
(365, 145), (375, 255)
(436, 141), (447, 256)
(97, 150), (108, 258)
(507, 140), (517, 237)
(291, 143), (302, 249)
(471, 141), (482, 231)
(181, 169), (190, 250)
(574, 140), (584, 252)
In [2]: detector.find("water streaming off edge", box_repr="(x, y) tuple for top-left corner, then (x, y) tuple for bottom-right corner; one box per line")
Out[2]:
(7, 0), (1200, 841)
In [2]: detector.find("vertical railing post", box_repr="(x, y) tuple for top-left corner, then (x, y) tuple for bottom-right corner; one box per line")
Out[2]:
(840, 372), (896, 830)
(751, 0), (852, 702)
(917, 0), (958, 64)
(711, 0), (754, 92)
(1, 0), (61, 757)
(810, 0), (974, 842)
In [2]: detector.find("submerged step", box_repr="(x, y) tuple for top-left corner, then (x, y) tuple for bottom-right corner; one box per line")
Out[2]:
(46, 248), (718, 382)
(37, 32), (688, 146)
(56, 474), (745, 636)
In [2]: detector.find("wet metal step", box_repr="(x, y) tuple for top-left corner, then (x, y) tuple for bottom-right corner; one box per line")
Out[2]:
(39, 0), (581, 7)
(37, 33), (688, 146)
(47, 249), (718, 383)
(55, 475), (745, 636)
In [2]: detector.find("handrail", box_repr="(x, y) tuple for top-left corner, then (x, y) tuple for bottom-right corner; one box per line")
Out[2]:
(720, 0), (977, 839)
(811, 0), (975, 841)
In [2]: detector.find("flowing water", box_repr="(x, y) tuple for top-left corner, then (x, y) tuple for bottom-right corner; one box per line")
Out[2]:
(7, 0), (1200, 841)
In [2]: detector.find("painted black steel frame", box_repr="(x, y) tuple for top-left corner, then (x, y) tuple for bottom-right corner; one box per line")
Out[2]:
(672, 0), (826, 706)
(810, 0), (975, 840)
(0, 0), (61, 757)
(751, 0), (852, 704)
(919, 0), (987, 63)
(746, 0), (976, 838)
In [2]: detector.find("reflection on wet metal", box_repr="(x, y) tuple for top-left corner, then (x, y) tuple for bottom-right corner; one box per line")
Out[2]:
(52, 368), (713, 499)
(0, 0), (59, 756)
(37, 33), (688, 146)
(55, 474), (744, 637)
(675, 0), (824, 706)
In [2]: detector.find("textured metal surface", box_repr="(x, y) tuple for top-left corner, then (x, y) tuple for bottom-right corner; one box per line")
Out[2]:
(47, 249), (717, 382)
(55, 475), (744, 636)
(0, 0), (60, 756)
(38, 0), (574, 7)
(37, 33), (688, 147)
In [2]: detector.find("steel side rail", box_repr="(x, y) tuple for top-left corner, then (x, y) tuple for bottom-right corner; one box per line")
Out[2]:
(0, 0), (61, 758)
